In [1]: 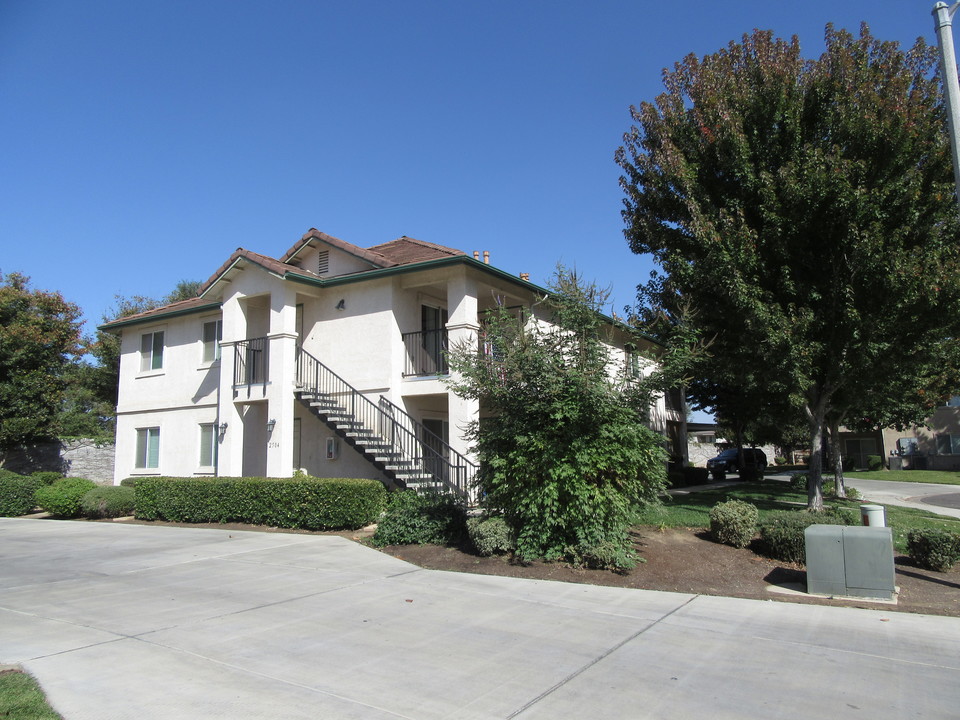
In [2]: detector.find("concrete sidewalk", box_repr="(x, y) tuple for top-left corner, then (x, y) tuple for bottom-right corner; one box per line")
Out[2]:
(1, 518), (957, 719)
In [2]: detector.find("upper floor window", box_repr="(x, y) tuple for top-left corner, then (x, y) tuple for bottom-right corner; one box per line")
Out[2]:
(202, 319), (222, 363)
(140, 331), (164, 372)
(625, 351), (643, 379)
(135, 427), (160, 469)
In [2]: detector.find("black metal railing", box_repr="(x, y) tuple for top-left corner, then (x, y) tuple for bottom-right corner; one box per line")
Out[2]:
(234, 337), (269, 386)
(402, 329), (449, 377)
(378, 396), (477, 501)
(296, 346), (476, 500)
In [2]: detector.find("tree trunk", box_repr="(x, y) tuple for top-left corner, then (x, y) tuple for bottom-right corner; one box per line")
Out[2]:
(829, 417), (846, 498)
(805, 399), (828, 511)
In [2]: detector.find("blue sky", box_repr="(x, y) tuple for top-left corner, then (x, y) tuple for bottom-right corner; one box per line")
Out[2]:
(0, 0), (944, 336)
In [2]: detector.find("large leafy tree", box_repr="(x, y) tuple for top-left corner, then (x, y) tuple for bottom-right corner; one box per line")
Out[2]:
(617, 25), (960, 509)
(0, 272), (84, 449)
(446, 269), (667, 570)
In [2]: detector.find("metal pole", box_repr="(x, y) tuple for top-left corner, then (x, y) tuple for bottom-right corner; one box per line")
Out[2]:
(933, 2), (960, 203)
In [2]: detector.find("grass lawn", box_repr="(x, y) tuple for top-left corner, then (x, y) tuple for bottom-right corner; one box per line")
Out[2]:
(0, 669), (61, 719)
(635, 479), (960, 552)
(845, 469), (960, 486)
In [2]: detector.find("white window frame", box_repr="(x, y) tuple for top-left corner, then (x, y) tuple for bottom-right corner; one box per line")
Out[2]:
(201, 319), (222, 364)
(139, 330), (165, 373)
(135, 427), (160, 470)
(199, 423), (217, 468)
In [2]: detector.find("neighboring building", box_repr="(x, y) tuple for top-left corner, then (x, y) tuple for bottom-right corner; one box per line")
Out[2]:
(102, 229), (683, 498)
(841, 397), (960, 470)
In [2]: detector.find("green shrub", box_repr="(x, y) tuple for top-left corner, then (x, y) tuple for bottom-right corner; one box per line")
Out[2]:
(907, 529), (960, 572)
(81, 486), (136, 519)
(570, 539), (640, 572)
(34, 477), (97, 518)
(0, 473), (44, 516)
(822, 480), (862, 500)
(134, 476), (386, 529)
(709, 500), (759, 548)
(867, 455), (883, 471)
(758, 509), (856, 564)
(774, 456), (787, 466)
(119, 477), (137, 488)
(30, 471), (63, 485)
(841, 456), (856, 472)
(372, 491), (466, 546)
(466, 515), (515, 556)
(789, 473), (808, 492)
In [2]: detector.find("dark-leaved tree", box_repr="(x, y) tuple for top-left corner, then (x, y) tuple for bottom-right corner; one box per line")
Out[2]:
(617, 25), (960, 509)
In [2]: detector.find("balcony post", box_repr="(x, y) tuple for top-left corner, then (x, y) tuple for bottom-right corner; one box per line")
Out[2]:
(446, 272), (480, 466)
(265, 286), (298, 478)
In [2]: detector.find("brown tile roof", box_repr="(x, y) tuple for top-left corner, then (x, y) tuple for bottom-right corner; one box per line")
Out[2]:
(99, 296), (220, 329)
(368, 236), (466, 265)
(280, 228), (398, 269)
(102, 230), (472, 330)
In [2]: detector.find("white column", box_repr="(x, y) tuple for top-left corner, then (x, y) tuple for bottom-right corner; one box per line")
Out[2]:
(216, 294), (244, 476)
(935, 2), (960, 204)
(265, 285), (298, 478)
(446, 272), (480, 465)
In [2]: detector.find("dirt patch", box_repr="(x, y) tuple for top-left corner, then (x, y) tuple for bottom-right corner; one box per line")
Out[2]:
(117, 519), (959, 617)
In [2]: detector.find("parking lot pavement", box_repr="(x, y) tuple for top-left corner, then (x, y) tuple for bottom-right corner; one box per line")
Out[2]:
(2, 518), (958, 719)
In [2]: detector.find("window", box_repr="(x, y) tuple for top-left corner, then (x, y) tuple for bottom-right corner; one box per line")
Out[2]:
(199, 423), (217, 467)
(626, 351), (643, 379)
(936, 434), (960, 455)
(135, 427), (160, 469)
(140, 331), (164, 372)
(202, 320), (222, 363)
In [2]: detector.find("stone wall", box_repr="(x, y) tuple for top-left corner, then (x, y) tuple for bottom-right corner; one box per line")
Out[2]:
(0, 439), (116, 484)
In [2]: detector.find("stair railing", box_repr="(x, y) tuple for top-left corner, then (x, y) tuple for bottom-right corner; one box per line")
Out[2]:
(296, 347), (476, 500)
(378, 396), (477, 502)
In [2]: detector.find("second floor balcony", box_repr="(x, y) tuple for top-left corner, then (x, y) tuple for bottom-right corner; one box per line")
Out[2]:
(403, 328), (448, 377)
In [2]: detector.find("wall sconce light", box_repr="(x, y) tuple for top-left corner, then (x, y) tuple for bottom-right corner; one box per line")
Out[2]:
(335, 299), (346, 310)
(266, 418), (276, 433)
(218, 422), (228, 435)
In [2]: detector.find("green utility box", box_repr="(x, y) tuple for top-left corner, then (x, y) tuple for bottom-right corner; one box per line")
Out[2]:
(804, 525), (896, 600)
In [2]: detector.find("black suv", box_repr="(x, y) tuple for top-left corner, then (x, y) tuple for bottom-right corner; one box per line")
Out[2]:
(707, 448), (767, 477)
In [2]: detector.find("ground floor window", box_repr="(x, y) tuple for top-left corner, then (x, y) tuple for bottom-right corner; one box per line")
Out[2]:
(136, 427), (160, 469)
(199, 423), (217, 468)
(844, 437), (877, 469)
(936, 434), (960, 455)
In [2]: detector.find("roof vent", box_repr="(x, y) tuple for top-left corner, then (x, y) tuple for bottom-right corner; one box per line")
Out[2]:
(317, 249), (330, 275)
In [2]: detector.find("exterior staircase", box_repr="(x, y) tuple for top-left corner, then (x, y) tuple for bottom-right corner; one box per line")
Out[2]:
(295, 347), (476, 500)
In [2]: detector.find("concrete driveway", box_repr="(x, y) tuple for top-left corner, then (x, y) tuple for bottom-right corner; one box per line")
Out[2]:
(1, 518), (958, 719)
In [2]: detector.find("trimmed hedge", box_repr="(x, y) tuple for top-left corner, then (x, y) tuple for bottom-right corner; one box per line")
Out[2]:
(135, 476), (386, 530)
(466, 515), (515, 556)
(758, 509), (857, 564)
(867, 455), (883, 471)
(709, 500), (759, 548)
(0, 473), (44, 516)
(81, 486), (136, 519)
(907, 529), (960, 572)
(372, 490), (466, 546)
(34, 477), (97, 518)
